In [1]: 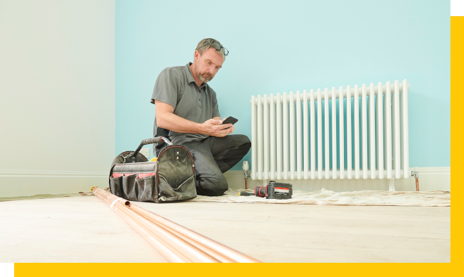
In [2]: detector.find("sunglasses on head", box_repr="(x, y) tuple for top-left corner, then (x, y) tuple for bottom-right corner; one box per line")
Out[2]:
(201, 40), (229, 56)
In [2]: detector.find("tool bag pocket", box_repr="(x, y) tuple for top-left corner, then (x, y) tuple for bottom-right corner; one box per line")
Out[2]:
(136, 175), (157, 202)
(158, 174), (195, 202)
(122, 174), (138, 200)
(156, 145), (196, 202)
(109, 176), (123, 197)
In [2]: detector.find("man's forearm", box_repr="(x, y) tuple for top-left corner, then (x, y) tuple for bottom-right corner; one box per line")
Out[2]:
(157, 112), (204, 134)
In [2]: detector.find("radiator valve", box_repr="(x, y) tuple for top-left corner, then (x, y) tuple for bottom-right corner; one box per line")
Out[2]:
(242, 161), (250, 189)
(242, 161), (250, 179)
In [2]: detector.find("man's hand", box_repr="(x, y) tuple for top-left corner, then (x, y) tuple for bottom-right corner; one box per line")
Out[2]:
(200, 118), (234, 137)
(221, 117), (235, 136)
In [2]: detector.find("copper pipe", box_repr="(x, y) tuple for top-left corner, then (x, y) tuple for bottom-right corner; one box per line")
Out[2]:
(132, 207), (235, 262)
(129, 200), (260, 263)
(415, 177), (419, 191)
(93, 188), (216, 262)
(245, 179), (248, 189)
(92, 187), (260, 263)
(93, 189), (186, 262)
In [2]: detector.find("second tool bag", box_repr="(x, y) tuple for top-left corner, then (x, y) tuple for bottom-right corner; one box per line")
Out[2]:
(109, 137), (196, 203)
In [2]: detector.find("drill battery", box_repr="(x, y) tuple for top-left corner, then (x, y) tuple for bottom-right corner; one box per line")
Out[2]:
(240, 181), (293, 199)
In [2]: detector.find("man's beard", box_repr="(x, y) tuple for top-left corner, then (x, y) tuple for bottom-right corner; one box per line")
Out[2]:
(195, 63), (213, 83)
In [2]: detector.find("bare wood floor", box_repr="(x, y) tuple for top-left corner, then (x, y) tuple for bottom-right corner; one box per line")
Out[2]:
(0, 195), (450, 263)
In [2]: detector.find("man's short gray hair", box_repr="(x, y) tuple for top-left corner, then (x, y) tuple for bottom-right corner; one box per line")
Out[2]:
(195, 38), (228, 59)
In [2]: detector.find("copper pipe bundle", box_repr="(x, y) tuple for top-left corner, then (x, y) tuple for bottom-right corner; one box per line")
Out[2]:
(91, 187), (260, 263)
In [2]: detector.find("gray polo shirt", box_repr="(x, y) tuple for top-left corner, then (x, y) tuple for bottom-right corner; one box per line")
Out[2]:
(151, 63), (221, 145)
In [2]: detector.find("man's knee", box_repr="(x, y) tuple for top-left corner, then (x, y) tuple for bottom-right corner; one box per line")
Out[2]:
(232, 134), (251, 150)
(196, 173), (228, 196)
(229, 134), (251, 160)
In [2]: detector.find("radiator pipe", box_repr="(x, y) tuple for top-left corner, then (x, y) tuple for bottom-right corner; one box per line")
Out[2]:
(91, 187), (260, 263)
(411, 171), (419, 191)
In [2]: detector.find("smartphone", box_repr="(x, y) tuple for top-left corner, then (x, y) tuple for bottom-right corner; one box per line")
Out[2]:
(222, 116), (238, 125)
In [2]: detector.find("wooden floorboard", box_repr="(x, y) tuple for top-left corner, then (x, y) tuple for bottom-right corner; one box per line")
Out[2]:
(0, 196), (450, 262)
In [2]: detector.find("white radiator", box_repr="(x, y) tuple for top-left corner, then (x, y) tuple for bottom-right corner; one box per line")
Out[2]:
(250, 80), (410, 182)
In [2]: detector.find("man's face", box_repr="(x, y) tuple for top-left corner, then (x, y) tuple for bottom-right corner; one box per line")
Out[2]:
(193, 47), (224, 83)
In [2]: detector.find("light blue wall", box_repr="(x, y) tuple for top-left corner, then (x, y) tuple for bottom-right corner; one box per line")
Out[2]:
(115, 0), (450, 169)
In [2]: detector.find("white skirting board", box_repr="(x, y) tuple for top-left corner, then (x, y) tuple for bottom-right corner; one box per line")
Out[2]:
(0, 170), (107, 198)
(224, 167), (450, 192)
(0, 167), (450, 197)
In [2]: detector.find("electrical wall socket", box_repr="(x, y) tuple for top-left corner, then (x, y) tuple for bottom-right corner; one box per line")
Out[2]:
(140, 147), (150, 160)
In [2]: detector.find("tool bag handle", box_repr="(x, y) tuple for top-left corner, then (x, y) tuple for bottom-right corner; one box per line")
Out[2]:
(141, 137), (172, 146)
(128, 136), (172, 162)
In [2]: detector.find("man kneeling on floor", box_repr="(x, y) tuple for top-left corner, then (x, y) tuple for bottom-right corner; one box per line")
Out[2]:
(151, 38), (251, 196)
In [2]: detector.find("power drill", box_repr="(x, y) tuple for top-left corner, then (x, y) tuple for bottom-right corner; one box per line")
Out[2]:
(239, 181), (292, 199)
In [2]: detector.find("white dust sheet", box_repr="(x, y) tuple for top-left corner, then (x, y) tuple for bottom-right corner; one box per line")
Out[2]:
(190, 188), (450, 207)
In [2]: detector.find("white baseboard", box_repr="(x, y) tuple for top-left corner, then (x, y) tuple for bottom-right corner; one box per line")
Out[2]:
(224, 167), (450, 192)
(0, 170), (107, 197)
(0, 167), (450, 198)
